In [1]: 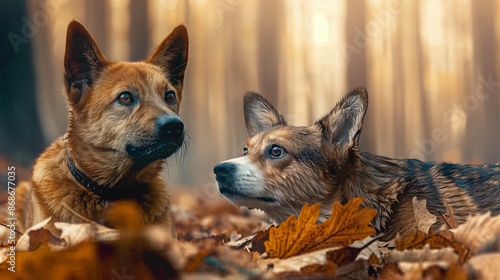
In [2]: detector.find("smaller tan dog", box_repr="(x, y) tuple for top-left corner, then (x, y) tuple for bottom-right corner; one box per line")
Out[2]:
(15, 20), (189, 235)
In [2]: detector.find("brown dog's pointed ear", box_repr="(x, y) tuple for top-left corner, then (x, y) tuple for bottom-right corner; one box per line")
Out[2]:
(317, 87), (368, 151)
(243, 92), (287, 137)
(148, 24), (189, 85)
(64, 20), (107, 105)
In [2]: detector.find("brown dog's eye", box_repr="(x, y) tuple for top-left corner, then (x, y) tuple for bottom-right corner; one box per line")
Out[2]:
(117, 92), (135, 105)
(267, 145), (286, 159)
(165, 90), (176, 105)
(243, 147), (248, 155)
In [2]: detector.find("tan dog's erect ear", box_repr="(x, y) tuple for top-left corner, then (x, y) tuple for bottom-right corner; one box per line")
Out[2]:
(148, 25), (189, 86)
(243, 92), (287, 137)
(316, 87), (368, 152)
(64, 20), (108, 106)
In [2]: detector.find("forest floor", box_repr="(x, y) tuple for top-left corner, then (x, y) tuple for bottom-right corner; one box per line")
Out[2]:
(0, 186), (499, 279)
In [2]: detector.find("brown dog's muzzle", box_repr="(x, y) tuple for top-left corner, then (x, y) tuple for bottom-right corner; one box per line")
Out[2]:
(126, 115), (184, 167)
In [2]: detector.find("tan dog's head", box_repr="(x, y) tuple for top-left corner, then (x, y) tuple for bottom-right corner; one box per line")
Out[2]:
(63, 21), (188, 185)
(214, 89), (368, 223)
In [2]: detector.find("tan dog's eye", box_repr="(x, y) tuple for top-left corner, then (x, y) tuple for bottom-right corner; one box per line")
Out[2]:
(267, 145), (286, 159)
(243, 147), (248, 155)
(165, 90), (177, 105)
(117, 92), (135, 105)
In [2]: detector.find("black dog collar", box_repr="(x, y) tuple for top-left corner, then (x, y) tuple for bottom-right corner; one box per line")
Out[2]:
(67, 156), (107, 197)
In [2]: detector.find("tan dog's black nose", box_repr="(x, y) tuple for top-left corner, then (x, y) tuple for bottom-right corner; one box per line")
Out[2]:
(156, 115), (184, 139)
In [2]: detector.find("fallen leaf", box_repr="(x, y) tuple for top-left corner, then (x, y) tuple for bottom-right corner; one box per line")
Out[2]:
(226, 232), (258, 249)
(183, 250), (216, 273)
(103, 200), (143, 229)
(266, 202), (320, 259)
(442, 262), (468, 280)
(300, 261), (337, 275)
(387, 258), (468, 280)
(260, 247), (335, 273)
(27, 228), (65, 251)
(412, 197), (437, 234)
(247, 228), (271, 253)
(262, 244), (377, 278)
(437, 199), (457, 229)
(334, 260), (371, 280)
(326, 246), (362, 267)
(9, 242), (100, 279)
(397, 230), (470, 263)
(451, 211), (500, 253)
(351, 236), (380, 261)
(272, 260), (337, 279)
(52, 222), (119, 250)
(14, 218), (65, 252)
(386, 245), (458, 263)
(177, 233), (230, 244)
(212, 234), (231, 244)
(377, 263), (405, 280)
(468, 253), (500, 279)
(369, 253), (380, 265)
(229, 231), (241, 243)
(265, 197), (376, 259)
(11, 216), (119, 254)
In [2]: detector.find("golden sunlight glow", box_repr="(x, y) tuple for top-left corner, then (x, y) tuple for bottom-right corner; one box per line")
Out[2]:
(109, 0), (130, 61)
(29, 0), (496, 185)
(158, 0), (179, 10)
(313, 13), (328, 42)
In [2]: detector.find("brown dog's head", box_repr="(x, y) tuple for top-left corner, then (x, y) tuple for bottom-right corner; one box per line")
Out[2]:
(63, 21), (188, 184)
(214, 89), (368, 223)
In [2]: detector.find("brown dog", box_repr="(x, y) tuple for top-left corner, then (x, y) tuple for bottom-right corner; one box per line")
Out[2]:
(214, 89), (500, 241)
(16, 21), (188, 234)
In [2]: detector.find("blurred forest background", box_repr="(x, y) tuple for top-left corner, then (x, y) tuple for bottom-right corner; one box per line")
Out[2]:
(1, 0), (500, 191)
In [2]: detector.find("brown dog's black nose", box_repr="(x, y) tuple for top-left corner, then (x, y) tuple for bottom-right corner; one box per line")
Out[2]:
(156, 115), (184, 139)
(214, 162), (235, 183)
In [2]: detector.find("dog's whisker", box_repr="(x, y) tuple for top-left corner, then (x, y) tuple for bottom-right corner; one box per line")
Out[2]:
(174, 131), (191, 169)
(282, 196), (299, 218)
(163, 159), (173, 178)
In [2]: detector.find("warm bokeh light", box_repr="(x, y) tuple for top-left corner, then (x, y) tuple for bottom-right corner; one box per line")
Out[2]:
(313, 13), (329, 42)
(15, 0), (500, 187)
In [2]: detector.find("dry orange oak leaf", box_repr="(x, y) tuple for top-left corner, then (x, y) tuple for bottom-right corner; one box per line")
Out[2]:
(264, 197), (377, 259)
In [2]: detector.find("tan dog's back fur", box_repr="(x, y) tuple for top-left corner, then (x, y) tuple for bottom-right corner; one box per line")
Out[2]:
(16, 21), (188, 234)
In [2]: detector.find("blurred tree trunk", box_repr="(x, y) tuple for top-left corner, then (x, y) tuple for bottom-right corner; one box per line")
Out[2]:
(85, 0), (109, 55)
(257, 0), (284, 105)
(345, 0), (371, 152)
(469, 0), (499, 163)
(129, 0), (150, 61)
(0, 0), (44, 168)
